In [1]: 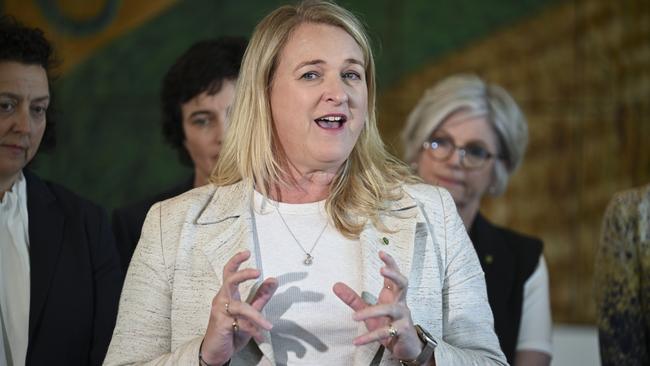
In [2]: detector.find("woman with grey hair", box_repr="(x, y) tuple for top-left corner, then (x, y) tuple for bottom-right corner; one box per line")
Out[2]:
(402, 74), (552, 366)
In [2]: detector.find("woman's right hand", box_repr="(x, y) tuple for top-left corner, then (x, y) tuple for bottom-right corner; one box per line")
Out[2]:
(199, 250), (278, 365)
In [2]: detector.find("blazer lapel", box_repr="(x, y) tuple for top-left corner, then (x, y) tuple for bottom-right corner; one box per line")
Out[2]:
(24, 171), (64, 343)
(193, 182), (276, 364)
(355, 193), (420, 365)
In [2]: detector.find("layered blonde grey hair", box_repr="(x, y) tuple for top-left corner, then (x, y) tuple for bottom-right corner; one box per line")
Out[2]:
(401, 74), (528, 196)
(213, 0), (416, 238)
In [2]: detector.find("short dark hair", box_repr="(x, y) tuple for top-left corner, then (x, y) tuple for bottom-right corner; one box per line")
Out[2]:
(161, 37), (247, 166)
(0, 15), (59, 150)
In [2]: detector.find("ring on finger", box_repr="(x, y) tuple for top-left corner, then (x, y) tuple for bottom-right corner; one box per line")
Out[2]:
(225, 302), (231, 316)
(232, 318), (239, 333)
(388, 323), (398, 338)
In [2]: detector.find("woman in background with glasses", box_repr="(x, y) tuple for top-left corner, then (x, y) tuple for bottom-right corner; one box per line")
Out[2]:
(402, 74), (552, 366)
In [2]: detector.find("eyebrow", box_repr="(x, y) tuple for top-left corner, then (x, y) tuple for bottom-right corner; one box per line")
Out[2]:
(188, 110), (214, 118)
(0, 92), (50, 103)
(293, 58), (365, 72)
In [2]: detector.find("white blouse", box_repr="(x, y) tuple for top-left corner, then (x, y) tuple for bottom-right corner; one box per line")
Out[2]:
(0, 171), (30, 366)
(517, 255), (553, 354)
(253, 191), (362, 364)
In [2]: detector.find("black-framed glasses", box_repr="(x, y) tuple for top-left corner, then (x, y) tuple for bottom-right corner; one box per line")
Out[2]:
(422, 136), (500, 169)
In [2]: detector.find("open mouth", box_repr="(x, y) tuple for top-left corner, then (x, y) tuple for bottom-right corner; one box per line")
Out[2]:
(435, 175), (464, 187)
(314, 114), (347, 129)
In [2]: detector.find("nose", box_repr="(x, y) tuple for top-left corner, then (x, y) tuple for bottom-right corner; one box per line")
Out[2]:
(12, 109), (31, 134)
(446, 147), (464, 168)
(323, 76), (349, 105)
(212, 126), (224, 146)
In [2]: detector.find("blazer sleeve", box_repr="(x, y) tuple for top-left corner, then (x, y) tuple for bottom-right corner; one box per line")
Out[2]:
(104, 202), (204, 365)
(428, 188), (508, 366)
(594, 192), (648, 366)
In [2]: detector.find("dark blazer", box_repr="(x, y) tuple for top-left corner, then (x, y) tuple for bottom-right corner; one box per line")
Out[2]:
(24, 170), (122, 366)
(111, 177), (193, 273)
(469, 213), (543, 365)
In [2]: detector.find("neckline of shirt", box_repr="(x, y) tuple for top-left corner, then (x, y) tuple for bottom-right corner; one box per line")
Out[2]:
(253, 189), (325, 215)
(0, 171), (25, 207)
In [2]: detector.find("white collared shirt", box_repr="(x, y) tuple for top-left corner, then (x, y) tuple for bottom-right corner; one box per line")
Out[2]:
(0, 171), (31, 366)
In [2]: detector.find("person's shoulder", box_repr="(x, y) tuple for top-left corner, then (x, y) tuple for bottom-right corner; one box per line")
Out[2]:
(26, 171), (104, 216)
(607, 183), (650, 218)
(478, 214), (543, 248)
(402, 182), (454, 211)
(159, 182), (217, 206)
(149, 183), (220, 222)
(602, 183), (650, 245)
(473, 215), (543, 279)
(114, 178), (193, 223)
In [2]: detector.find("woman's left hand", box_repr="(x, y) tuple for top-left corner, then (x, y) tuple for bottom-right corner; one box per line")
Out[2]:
(333, 250), (423, 361)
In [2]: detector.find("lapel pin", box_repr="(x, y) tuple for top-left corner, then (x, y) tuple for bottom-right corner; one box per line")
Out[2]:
(484, 254), (494, 264)
(381, 237), (389, 245)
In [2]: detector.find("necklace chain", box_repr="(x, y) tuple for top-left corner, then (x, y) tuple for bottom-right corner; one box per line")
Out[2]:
(275, 206), (328, 265)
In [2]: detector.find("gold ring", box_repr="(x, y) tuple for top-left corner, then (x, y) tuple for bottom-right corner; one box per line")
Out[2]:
(388, 324), (398, 338)
(232, 319), (239, 332)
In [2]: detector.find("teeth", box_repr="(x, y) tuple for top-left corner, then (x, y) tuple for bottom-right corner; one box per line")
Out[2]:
(319, 116), (343, 122)
(314, 115), (345, 129)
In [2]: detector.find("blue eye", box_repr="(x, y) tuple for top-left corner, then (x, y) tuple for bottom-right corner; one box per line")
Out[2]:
(342, 71), (361, 80)
(301, 71), (319, 80)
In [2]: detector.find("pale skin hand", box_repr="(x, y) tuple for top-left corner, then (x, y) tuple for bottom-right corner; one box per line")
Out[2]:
(333, 251), (434, 364)
(200, 250), (278, 365)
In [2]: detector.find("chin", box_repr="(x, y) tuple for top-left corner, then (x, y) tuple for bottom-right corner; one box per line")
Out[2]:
(312, 151), (351, 168)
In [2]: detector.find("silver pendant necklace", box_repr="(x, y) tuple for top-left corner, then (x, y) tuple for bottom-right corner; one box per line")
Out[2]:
(275, 206), (328, 265)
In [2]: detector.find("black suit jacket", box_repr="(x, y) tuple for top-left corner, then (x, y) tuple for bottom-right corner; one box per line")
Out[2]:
(469, 213), (543, 365)
(111, 177), (193, 273)
(24, 170), (122, 366)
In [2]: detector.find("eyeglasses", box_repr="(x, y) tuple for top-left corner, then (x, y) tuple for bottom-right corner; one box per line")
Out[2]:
(422, 136), (500, 169)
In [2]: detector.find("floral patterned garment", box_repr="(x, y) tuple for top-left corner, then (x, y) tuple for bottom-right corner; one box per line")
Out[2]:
(594, 183), (650, 366)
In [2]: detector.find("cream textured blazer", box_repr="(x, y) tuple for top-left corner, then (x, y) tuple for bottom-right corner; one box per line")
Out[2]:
(104, 181), (507, 366)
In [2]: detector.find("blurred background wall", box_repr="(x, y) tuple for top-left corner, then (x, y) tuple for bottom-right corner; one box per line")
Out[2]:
(3, 0), (648, 347)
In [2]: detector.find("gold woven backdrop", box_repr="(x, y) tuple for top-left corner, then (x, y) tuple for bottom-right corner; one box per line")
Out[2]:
(379, 0), (650, 323)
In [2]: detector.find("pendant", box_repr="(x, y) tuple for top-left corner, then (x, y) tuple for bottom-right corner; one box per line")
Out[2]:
(304, 254), (313, 265)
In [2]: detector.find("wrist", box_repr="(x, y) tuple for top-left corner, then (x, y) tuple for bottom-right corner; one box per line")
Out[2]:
(199, 338), (229, 366)
(399, 325), (437, 366)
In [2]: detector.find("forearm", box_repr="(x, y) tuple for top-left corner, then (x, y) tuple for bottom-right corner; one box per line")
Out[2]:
(104, 336), (204, 366)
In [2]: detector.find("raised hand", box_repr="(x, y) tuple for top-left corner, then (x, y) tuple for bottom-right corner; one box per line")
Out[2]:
(200, 250), (278, 365)
(333, 251), (423, 361)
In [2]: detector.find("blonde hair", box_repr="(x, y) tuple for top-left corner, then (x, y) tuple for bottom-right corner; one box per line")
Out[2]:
(213, 0), (417, 238)
(401, 74), (528, 196)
